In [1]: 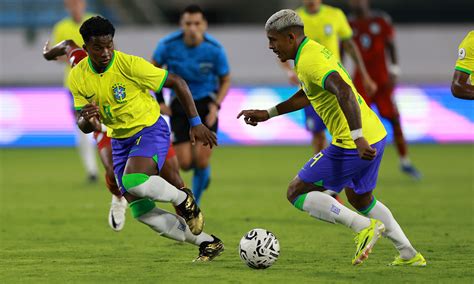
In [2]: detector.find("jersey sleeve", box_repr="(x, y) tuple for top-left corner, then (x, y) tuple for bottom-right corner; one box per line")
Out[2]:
(303, 56), (338, 90)
(455, 32), (474, 75)
(336, 9), (353, 40)
(152, 41), (167, 66)
(131, 56), (168, 93)
(67, 71), (88, 110)
(215, 46), (230, 77)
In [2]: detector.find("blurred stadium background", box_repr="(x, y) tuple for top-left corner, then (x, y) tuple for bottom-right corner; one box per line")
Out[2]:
(0, 0), (473, 147)
(0, 1), (473, 283)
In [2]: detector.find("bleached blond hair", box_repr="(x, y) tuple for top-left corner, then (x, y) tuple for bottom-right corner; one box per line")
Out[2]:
(265, 9), (304, 32)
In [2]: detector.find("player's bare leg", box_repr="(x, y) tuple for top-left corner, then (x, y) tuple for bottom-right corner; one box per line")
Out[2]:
(121, 157), (223, 261)
(160, 155), (185, 189)
(174, 142), (212, 205)
(174, 142), (193, 170)
(345, 188), (425, 266)
(287, 177), (383, 265)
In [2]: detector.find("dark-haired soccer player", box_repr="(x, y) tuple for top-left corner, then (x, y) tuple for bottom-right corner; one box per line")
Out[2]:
(43, 39), (184, 233)
(451, 30), (474, 99)
(68, 16), (223, 261)
(239, 9), (425, 266)
(151, 4), (231, 205)
(349, 0), (421, 179)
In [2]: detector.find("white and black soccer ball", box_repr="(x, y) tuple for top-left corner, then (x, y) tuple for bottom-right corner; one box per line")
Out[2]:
(239, 228), (280, 269)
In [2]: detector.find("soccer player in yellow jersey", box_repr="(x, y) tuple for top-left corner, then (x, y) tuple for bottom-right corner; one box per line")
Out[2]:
(69, 16), (223, 261)
(239, 10), (425, 266)
(451, 30), (474, 99)
(51, 0), (99, 184)
(281, 0), (376, 154)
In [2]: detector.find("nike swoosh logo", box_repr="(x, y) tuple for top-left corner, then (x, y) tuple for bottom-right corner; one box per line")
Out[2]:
(111, 212), (121, 229)
(355, 236), (370, 257)
(85, 94), (95, 99)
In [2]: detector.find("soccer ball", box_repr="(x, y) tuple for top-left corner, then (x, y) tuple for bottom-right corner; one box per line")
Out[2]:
(239, 228), (280, 269)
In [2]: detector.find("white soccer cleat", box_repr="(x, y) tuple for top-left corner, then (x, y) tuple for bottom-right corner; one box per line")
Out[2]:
(108, 195), (127, 232)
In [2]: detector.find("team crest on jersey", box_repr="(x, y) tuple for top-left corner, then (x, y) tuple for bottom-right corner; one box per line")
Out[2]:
(458, 48), (466, 60)
(112, 83), (127, 103)
(369, 23), (381, 34)
(324, 24), (333, 36)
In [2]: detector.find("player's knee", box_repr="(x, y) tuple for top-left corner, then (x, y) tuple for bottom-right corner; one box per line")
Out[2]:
(129, 198), (155, 219)
(347, 193), (373, 212)
(178, 160), (193, 171)
(287, 179), (302, 204)
(122, 173), (150, 192)
(195, 158), (210, 169)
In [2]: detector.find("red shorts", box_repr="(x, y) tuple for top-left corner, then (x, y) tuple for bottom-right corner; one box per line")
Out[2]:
(92, 131), (176, 160)
(354, 77), (399, 120)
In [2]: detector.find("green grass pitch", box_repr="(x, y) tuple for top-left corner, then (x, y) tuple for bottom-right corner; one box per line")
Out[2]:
(0, 144), (473, 283)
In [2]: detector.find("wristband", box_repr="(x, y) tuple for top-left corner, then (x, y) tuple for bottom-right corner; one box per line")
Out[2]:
(266, 106), (279, 118)
(350, 128), (363, 140)
(189, 116), (202, 127)
(100, 124), (107, 133)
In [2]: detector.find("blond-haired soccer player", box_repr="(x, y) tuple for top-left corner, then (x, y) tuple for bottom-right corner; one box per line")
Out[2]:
(281, 0), (376, 154)
(239, 9), (425, 266)
(451, 30), (474, 99)
(51, 0), (99, 183)
(69, 16), (223, 261)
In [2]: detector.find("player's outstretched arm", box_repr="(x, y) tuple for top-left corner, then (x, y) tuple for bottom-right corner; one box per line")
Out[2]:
(237, 89), (309, 126)
(451, 70), (474, 100)
(43, 40), (79, 61)
(325, 72), (376, 160)
(163, 73), (218, 147)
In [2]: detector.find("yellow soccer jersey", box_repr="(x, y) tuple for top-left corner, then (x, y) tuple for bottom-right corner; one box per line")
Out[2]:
(51, 13), (94, 87)
(455, 30), (474, 84)
(296, 5), (352, 61)
(294, 38), (386, 149)
(68, 50), (168, 139)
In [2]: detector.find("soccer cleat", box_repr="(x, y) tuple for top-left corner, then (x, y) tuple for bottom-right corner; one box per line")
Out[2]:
(352, 219), (385, 265)
(174, 188), (204, 235)
(108, 195), (127, 232)
(390, 252), (426, 267)
(194, 235), (224, 262)
(401, 164), (422, 180)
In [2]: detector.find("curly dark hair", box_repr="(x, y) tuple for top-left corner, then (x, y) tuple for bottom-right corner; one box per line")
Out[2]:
(80, 16), (115, 43)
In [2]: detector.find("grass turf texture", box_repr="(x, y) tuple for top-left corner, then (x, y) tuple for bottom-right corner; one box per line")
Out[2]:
(0, 145), (473, 283)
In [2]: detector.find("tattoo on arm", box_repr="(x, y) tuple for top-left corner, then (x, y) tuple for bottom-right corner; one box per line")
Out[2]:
(324, 72), (362, 130)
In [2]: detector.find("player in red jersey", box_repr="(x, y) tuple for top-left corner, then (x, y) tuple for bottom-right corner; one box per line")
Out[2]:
(348, 0), (421, 179)
(43, 40), (184, 230)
